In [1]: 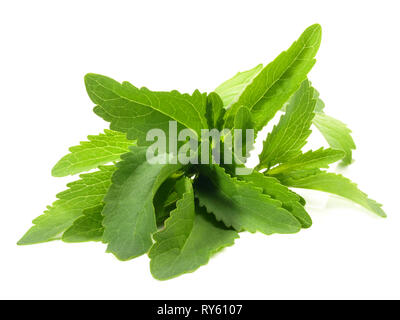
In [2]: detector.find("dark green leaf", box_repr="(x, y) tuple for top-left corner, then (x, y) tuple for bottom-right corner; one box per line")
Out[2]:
(241, 171), (311, 228)
(195, 165), (301, 234)
(149, 178), (238, 280)
(102, 146), (183, 260)
(85, 74), (208, 145)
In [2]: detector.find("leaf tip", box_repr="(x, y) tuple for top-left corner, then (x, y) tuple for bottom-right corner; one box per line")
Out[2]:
(16, 239), (26, 246)
(305, 23), (322, 36)
(84, 72), (96, 82)
(51, 163), (65, 177)
(17, 233), (34, 246)
(302, 23), (322, 47)
(309, 23), (322, 31)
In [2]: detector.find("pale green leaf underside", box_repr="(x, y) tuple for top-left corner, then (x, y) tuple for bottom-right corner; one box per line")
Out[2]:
(149, 178), (238, 280)
(258, 80), (316, 170)
(268, 148), (345, 175)
(280, 170), (386, 217)
(102, 146), (183, 260)
(62, 204), (104, 243)
(18, 166), (115, 245)
(52, 129), (135, 177)
(215, 64), (263, 108)
(241, 171), (311, 228)
(313, 113), (356, 165)
(224, 24), (321, 131)
(195, 165), (301, 234)
(85, 73), (208, 145)
(313, 88), (325, 112)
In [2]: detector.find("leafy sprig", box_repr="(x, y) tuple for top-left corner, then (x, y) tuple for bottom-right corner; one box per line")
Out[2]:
(19, 24), (385, 280)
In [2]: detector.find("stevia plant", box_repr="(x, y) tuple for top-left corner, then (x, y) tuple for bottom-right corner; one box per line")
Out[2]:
(18, 24), (385, 280)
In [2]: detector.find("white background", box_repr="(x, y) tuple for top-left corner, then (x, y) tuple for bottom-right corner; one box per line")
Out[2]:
(1, 0), (399, 299)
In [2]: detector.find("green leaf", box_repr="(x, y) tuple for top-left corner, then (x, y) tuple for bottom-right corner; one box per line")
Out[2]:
(62, 204), (104, 243)
(155, 196), (179, 227)
(18, 166), (115, 245)
(149, 178), (238, 280)
(215, 64), (263, 107)
(102, 146), (183, 260)
(154, 177), (180, 226)
(205, 92), (225, 129)
(313, 113), (356, 165)
(195, 165), (301, 235)
(52, 130), (135, 177)
(258, 80), (316, 170)
(234, 106), (253, 131)
(85, 73), (208, 145)
(268, 148), (345, 175)
(241, 171), (311, 228)
(233, 106), (254, 160)
(224, 24), (322, 131)
(280, 170), (386, 217)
